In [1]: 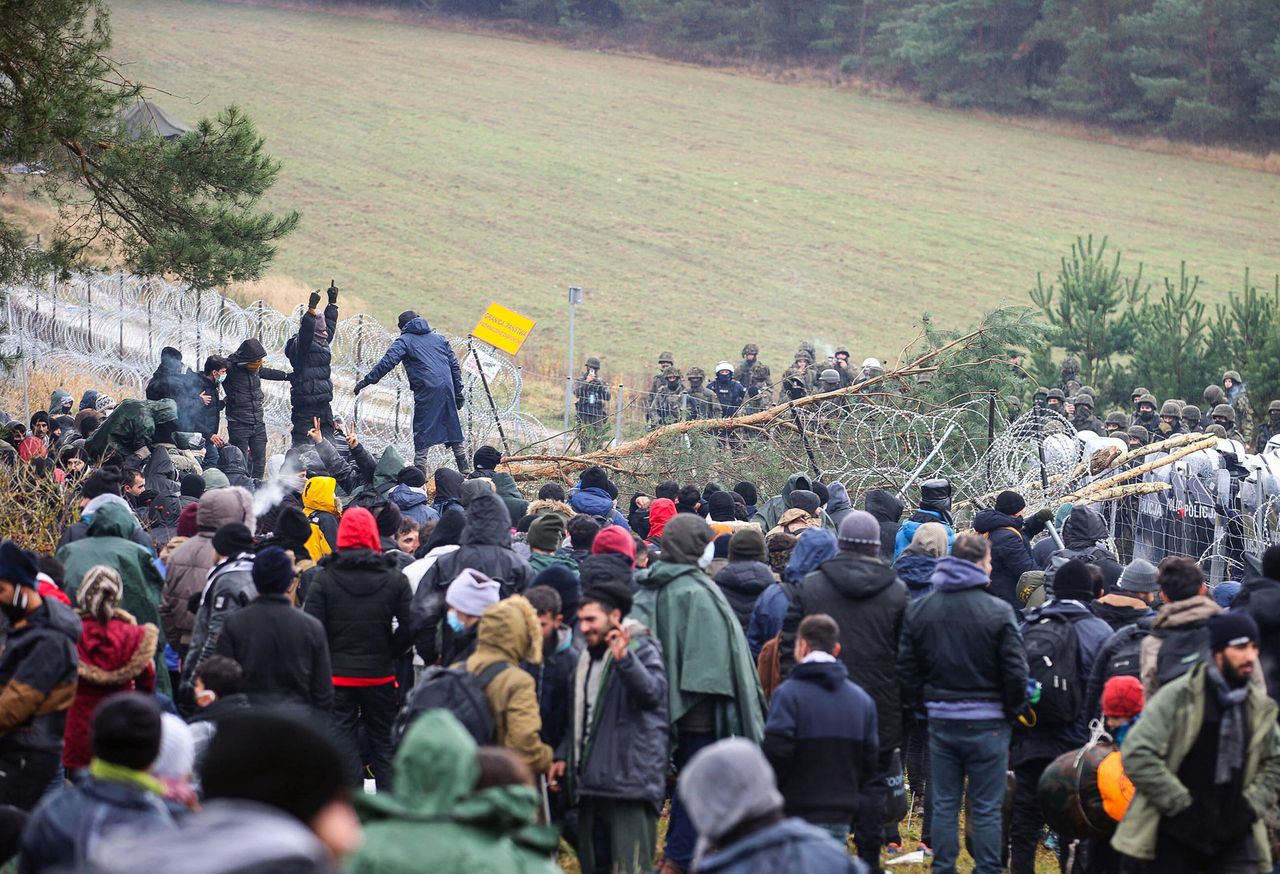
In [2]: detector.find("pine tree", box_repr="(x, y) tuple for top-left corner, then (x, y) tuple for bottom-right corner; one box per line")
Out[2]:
(0, 0), (299, 290)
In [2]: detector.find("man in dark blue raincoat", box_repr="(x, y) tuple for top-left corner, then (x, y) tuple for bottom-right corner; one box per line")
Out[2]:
(355, 310), (469, 473)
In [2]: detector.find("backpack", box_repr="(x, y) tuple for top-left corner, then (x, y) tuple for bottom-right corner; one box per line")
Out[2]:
(393, 661), (510, 747)
(1100, 624), (1147, 684)
(1023, 613), (1082, 726)
(1154, 624), (1211, 688)
(305, 511), (333, 561)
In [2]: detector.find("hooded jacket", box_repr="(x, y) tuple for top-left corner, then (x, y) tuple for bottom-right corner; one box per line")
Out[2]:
(56, 495), (155, 555)
(864, 489), (903, 562)
(63, 609), (157, 769)
(1234, 566), (1280, 702)
(714, 560), (775, 632)
(350, 711), (559, 874)
(217, 445), (256, 490)
(1055, 505), (1122, 584)
(973, 508), (1037, 610)
(645, 498), (677, 544)
(304, 509), (412, 681)
(433, 468), (466, 518)
(0, 598), (81, 754)
(781, 553), (908, 751)
(223, 338), (289, 439)
(751, 473), (812, 533)
(632, 517), (765, 743)
(286, 302), (338, 433)
(824, 482), (854, 530)
(361, 317), (465, 450)
(302, 477), (341, 556)
(470, 467), (528, 524)
(413, 493), (531, 665)
(160, 487), (255, 648)
(390, 484), (439, 526)
(570, 620), (668, 808)
(57, 502), (169, 695)
(1139, 595), (1222, 698)
(898, 557), (1028, 716)
(181, 552), (257, 699)
(464, 597), (554, 774)
(569, 487), (629, 529)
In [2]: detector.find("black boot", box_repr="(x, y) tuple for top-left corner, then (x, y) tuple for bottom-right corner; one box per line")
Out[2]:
(451, 443), (471, 475)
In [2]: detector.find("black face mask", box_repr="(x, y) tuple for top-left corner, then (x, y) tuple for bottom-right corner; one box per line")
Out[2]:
(2, 588), (30, 625)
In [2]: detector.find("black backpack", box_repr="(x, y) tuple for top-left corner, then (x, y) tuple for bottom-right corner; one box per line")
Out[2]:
(1154, 624), (1211, 688)
(1024, 613), (1082, 726)
(393, 661), (510, 747)
(1100, 624), (1148, 684)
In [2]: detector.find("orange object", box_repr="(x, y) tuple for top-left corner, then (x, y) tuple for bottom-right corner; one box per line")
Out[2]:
(1097, 750), (1135, 821)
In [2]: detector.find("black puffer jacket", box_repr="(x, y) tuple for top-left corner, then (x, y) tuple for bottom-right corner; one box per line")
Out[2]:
(188, 371), (223, 439)
(1233, 566), (1280, 703)
(780, 553), (908, 751)
(304, 547), (412, 679)
(864, 490), (903, 561)
(217, 445), (256, 490)
(714, 560), (775, 631)
(973, 509), (1036, 611)
(286, 304), (338, 433)
(1053, 505), (1122, 588)
(145, 350), (199, 430)
(411, 492), (532, 664)
(223, 338), (289, 438)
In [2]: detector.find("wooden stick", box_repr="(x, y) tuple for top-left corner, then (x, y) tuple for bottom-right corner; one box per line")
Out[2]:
(1066, 436), (1218, 500)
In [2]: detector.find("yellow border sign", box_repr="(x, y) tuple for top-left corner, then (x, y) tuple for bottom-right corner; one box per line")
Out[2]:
(472, 303), (535, 355)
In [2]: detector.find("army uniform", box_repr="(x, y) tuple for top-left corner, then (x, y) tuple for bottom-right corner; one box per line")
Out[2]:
(734, 344), (769, 387)
(1155, 400), (1183, 437)
(683, 367), (722, 420)
(742, 364), (774, 415)
(1223, 370), (1255, 443)
(832, 347), (854, 387)
(1180, 404), (1203, 434)
(649, 351), (675, 397)
(1005, 395), (1024, 423)
(1060, 355), (1081, 397)
(574, 357), (611, 451)
(1032, 386), (1049, 409)
(1211, 402), (1244, 442)
(1104, 410), (1129, 435)
(1254, 400), (1280, 453)
(1045, 387), (1066, 416)
(1071, 396), (1104, 434)
(648, 366), (685, 428)
(780, 352), (815, 396)
(1133, 393), (1159, 436)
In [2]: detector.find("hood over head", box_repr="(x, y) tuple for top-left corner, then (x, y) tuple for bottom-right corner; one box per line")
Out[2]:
(647, 498), (677, 540)
(864, 489), (903, 524)
(461, 491), (513, 547)
(197, 487), (255, 533)
(218, 445), (249, 478)
(230, 338), (268, 363)
(826, 481), (852, 514)
(905, 521), (948, 558)
(677, 738), (783, 858)
(476, 594), (542, 664)
(660, 514), (713, 565)
(301, 477), (340, 517)
(777, 473), (812, 509)
(401, 317), (432, 335)
(1062, 505), (1109, 549)
(364, 709), (478, 819)
(434, 468), (464, 503)
(336, 507), (380, 552)
(784, 528), (838, 583)
(87, 501), (140, 539)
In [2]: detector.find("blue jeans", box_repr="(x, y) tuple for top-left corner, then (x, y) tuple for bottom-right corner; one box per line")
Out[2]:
(663, 730), (718, 869)
(928, 718), (1010, 874)
(817, 823), (850, 846)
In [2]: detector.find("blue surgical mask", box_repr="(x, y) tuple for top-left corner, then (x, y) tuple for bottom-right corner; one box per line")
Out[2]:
(447, 611), (465, 634)
(216, 374), (226, 385)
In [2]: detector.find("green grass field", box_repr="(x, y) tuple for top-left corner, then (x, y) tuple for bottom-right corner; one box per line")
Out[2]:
(108, 0), (1280, 376)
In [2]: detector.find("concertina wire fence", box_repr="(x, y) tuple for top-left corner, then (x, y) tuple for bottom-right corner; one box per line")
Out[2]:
(3, 273), (1280, 583)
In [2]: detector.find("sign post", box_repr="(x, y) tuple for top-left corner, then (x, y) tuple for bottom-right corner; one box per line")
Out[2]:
(470, 302), (536, 456)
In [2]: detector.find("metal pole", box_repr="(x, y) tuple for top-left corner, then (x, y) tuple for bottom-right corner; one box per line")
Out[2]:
(470, 339), (510, 455)
(898, 421), (959, 500)
(195, 286), (203, 364)
(353, 313), (364, 431)
(614, 383), (624, 447)
(86, 278), (93, 351)
(564, 294), (575, 432)
(788, 401), (821, 478)
(118, 275), (125, 358)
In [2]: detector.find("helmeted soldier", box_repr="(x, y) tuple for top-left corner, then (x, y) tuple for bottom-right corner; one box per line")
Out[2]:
(1203, 383), (1226, 411)
(1033, 386), (1050, 409)
(1125, 424), (1149, 450)
(1060, 355), (1081, 396)
(859, 357), (884, 381)
(1006, 395), (1023, 422)
(1254, 400), (1280, 454)
(1223, 369), (1254, 442)
(1134, 393), (1159, 435)
(1071, 395), (1103, 434)
(574, 356), (612, 451)
(710, 361), (746, 417)
(1131, 386), (1152, 410)
(832, 346), (853, 386)
(1181, 404), (1204, 434)
(743, 363), (773, 414)
(684, 367), (722, 420)
(649, 351), (675, 396)
(734, 344), (767, 386)
(647, 365), (685, 428)
(1045, 387), (1066, 414)
(1157, 400), (1183, 436)
(1211, 403), (1242, 440)
(780, 350), (815, 395)
(1104, 410), (1128, 434)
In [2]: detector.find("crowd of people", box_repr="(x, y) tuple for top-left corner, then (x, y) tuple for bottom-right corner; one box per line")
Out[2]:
(0, 314), (1278, 874)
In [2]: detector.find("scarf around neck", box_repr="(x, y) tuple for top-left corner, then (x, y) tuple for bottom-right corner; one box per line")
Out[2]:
(1206, 662), (1250, 785)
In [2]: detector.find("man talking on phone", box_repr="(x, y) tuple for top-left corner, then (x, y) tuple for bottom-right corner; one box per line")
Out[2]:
(569, 581), (668, 874)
